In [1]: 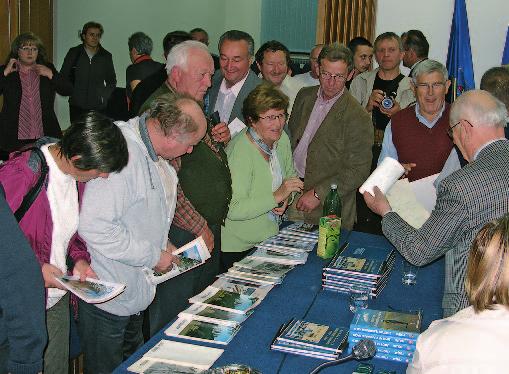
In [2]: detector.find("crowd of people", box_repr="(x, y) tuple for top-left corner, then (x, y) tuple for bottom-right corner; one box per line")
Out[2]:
(1, 19), (509, 374)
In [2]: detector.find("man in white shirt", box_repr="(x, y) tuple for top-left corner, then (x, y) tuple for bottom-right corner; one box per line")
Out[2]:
(207, 30), (261, 140)
(255, 40), (304, 115)
(293, 44), (323, 87)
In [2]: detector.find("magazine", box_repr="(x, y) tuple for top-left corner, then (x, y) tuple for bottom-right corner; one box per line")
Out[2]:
(55, 276), (125, 304)
(143, 237), (210, 285)
(127, 339), (223, 373)
(165, 317), (240, 345)
(189, 286), (262, 314)
(251, 248), (308, 265)
(179, 303), (251, 326)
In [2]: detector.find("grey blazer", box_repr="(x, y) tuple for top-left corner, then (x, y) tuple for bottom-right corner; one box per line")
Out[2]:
(207, 70), (261, 123)
(382, 139), (509, 317)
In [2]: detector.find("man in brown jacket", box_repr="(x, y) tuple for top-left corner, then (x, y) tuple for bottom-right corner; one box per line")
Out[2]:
(288, 43), (372, 230)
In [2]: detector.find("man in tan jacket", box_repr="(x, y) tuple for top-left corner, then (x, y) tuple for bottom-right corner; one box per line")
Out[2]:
(288, 43), (372, 230)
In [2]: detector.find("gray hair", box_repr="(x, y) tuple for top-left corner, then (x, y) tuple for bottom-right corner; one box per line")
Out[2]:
(128, 32), (153, 55)
(318, 43), (353, 72)
(411, 59), (448, 83)
(165, 40), (209, 74)
(450, 90), (508, 129)
(148, 93), (200, 137)
(218, 30), (255, 57)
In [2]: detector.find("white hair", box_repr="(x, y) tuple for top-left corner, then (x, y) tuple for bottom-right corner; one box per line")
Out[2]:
(165, 40), (209, 74)
(450, 90), (508, 128)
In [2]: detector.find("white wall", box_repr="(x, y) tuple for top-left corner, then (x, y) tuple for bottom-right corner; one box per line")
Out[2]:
(376, 0), (509, 84)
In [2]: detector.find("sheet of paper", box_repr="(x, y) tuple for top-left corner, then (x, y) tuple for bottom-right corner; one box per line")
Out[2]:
(409, 173), (438, 213)
(228, 118), (247, 138)
(359, 157), (405, 195)
(386, 178), (431, 229)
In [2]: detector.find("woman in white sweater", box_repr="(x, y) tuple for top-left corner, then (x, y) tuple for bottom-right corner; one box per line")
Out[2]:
(408, 214), (509, 373)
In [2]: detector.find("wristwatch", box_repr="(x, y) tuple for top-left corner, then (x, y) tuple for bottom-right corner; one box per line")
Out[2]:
(313, 189), (320, 200)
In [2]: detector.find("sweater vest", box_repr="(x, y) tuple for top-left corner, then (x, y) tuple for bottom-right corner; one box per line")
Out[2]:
(392, 104), (452, 181)
(179, 141), (232, 225)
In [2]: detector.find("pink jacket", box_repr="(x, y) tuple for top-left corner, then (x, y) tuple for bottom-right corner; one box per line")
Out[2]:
(0, 149), (90, 267)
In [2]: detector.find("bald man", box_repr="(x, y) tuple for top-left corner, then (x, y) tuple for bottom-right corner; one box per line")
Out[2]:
(364, 90), (509, 318)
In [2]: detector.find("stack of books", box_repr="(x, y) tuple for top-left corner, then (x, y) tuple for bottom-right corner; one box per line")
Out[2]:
(218, 257), (294, 285)
(271, 318), (349, 360)
(322, 243), (396, 298)
(165, 279), (272, 345)
(349, 309), (421, 363)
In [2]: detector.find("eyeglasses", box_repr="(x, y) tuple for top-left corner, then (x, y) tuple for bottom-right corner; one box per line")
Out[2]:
(447, 119), (473, 138)
(320, 70), (347, 82)
(415, 82), (446, 91)
(19, 46), (38, 53)
(258, 113), (287, 122)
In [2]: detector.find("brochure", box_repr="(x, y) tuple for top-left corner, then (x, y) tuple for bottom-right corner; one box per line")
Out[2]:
(55, 275), (125, 304)
(165, 317), (240, 345)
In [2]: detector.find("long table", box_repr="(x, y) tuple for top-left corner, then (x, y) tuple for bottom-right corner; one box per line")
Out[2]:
(114, 230), (444, 374)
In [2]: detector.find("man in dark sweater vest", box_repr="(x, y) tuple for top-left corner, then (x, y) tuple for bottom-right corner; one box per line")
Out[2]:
(378, 59), (453, 181)
(140, 40), (233, 338)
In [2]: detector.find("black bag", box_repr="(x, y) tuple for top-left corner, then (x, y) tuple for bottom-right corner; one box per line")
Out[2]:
(14, 148), (48, 222)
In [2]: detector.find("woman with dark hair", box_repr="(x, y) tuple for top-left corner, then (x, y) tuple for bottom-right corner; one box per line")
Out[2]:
(220, 82), (303, 270)
(0, 112), (128, 374)
(408, 214), (509, 373)
(0, 32), (72, 157)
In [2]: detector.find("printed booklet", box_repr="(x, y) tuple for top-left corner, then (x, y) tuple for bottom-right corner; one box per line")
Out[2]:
(55, 276), (125, 304)
(127, 339), (223, 373)
(165, 317), (240, 345)
(143, 236), (210, 285)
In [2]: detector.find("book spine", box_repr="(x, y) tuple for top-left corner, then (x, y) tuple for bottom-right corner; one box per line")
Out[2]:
(349, 331), (417, 346)
(350, 325), (420, 339)
(374, 352), (412, 363)
(349, 338), (415, 356)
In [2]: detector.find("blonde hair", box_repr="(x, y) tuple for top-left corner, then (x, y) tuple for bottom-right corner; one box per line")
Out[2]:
(465, 214), (509, 312)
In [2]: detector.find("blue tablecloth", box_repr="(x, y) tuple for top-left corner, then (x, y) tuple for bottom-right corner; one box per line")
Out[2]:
(114, 230), (444, 374)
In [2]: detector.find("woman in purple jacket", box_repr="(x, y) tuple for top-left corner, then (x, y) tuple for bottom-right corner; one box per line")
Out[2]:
(0, 113), (128, 374)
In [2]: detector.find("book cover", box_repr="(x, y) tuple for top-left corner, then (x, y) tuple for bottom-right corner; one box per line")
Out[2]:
(277, 319), (349, 353)
(234, 257), (294, 274)
(142, 237), (210, 285)
(260, 237), (316, 252)
(165, 317), (240, 345)
(127, 339), (224, 373)
(280, 222), (319, 237)
(189, 286), (261, 314)
(210, 278), (273, 299)
(251, 248), (308, 265)
(325, 244), (395, 278)
(179, 303), (251, 326)
(55, 276), (125, 304)
(350, 309), (421, 339)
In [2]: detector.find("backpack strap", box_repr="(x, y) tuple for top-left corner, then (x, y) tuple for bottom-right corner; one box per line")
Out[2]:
(14, 148), (49, 222)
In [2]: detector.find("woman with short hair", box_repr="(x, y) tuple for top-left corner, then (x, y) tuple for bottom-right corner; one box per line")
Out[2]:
(220, 82), (303, 271)
(0, 32), (72, 158)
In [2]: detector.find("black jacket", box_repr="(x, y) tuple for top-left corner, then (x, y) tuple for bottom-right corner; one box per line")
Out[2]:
(0, 62), (71, 152)
(60, 44), (116, 110)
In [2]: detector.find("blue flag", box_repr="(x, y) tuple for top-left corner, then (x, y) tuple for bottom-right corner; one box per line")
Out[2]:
(502, 26), (509, 65)
(446, 0), (475, 102)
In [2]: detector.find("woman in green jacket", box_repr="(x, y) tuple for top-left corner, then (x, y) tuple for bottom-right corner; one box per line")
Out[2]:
(220, 82), (303, 271)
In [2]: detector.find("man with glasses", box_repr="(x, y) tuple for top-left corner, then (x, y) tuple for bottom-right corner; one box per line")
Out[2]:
(378, 60), (453, 181)
(207, 30), (261, 140)
(288, 43), (372, 230)
(364, 89), (509, 318)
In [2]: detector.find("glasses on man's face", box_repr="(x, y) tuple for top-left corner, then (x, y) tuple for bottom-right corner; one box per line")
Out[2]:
(447, 119), (473, 138)
(320, 70), (347, 82)
(258, 113), (287, 123)
(19, 46), (38, 53)
(415, 82), (446, 91)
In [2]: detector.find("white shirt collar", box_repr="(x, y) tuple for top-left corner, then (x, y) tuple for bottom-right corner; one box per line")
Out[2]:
(219, 71), (249, 97)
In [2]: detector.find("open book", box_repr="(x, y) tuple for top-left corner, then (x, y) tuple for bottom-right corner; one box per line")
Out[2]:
(359, 157), (438, 228)
(143, 236), (210, 285)
(55, 276), (125, 304)
(127, 340), (223, 373)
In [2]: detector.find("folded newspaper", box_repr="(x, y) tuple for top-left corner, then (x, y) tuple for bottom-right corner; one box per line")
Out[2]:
(143, 236), (210, 285)
(55, 276), (125, 304)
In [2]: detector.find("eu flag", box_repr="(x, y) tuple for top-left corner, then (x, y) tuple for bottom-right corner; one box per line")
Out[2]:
(446, 0), (475, 102)
(502, 26), (509, 65)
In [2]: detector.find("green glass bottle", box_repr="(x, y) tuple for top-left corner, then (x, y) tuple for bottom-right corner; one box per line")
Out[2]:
(323, 183), (342, 218)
